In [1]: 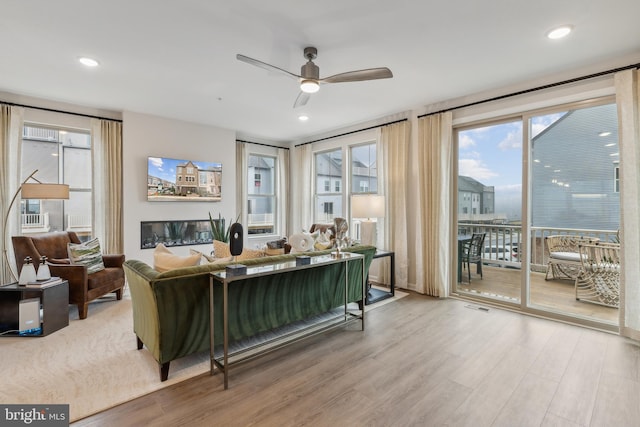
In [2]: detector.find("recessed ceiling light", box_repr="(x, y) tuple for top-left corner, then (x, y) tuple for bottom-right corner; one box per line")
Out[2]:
(78, 57), (100, 67)
(605, 143), (616, 147)
(598, 131), (611, 137)
(547, 25), (573, 40)
(298, 115), (309, 122)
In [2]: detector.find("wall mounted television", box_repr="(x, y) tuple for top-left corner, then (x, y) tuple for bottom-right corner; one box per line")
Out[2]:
(147, 156), (222, 202)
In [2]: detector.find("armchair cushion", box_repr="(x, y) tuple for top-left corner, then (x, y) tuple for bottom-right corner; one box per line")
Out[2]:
(68, 237), (105, 274)
(87, 267), (126, 290)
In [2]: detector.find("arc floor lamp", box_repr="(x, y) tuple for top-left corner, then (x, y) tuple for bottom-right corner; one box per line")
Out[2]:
(2, 169), (69, 281)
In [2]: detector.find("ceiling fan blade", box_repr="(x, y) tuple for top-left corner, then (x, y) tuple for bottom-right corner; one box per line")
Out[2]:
(293, 92), (310, 108)
(321, 67), (393, 84)
(236, 54), (300, 80)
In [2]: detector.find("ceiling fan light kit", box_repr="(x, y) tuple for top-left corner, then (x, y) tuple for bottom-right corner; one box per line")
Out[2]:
(237, 46), (392, 107)
(300, 79), (319, 93)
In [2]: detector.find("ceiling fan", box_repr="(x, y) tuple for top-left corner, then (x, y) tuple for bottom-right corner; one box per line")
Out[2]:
(236, 46), (393, 108)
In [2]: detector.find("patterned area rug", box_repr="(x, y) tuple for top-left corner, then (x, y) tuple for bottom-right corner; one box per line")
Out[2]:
(0, 286), (406, 422)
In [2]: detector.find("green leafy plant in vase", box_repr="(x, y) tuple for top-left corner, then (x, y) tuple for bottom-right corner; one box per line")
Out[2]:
(208, 212), (239, 243)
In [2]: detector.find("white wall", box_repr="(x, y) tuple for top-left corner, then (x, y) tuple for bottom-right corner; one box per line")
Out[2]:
(122, 111), (236, 264)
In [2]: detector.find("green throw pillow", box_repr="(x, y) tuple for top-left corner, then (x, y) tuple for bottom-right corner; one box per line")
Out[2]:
(68, 237), (105, 274)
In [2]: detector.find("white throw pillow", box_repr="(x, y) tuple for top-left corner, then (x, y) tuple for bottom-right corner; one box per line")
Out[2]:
(153, 243), (201, 272)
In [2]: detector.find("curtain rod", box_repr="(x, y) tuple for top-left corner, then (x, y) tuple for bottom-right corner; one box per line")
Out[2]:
(418, 63), (640, 119)
(294, 118), (408, 147)
(0, 100), (122, 122)
(236, 139), (290, 150)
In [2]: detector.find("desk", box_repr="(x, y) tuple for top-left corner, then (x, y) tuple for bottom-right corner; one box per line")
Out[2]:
(366, 250), (395, 305)
(0, 280), (69, 337)
(457, 235), (472, 282)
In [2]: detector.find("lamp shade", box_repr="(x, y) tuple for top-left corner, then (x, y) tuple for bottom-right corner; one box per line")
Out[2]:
(351, 195), (385, 219)
(21, 183), (70, 200)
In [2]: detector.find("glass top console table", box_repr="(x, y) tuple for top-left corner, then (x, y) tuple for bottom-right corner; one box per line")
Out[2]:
(209, 252), (366, 389)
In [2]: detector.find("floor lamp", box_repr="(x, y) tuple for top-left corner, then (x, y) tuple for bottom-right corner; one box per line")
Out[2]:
(2, 169), (69, 281)
(351, 194), (385, 247)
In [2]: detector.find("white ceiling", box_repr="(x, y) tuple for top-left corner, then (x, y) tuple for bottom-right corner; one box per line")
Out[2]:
(1, 0), (639, 144)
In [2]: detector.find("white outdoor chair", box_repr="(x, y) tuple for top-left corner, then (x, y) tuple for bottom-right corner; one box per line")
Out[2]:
(574, 242), (620, 308)
(544, 235), (599, 281)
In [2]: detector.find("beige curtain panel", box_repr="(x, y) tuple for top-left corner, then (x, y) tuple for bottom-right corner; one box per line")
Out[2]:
(416, 112), (453, 297)
(0, 105), (24, 283)
(381, 121), (411, 290)
(92, 119), (124, 255)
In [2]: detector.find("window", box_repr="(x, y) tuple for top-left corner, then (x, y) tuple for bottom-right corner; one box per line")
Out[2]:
(21, 124), (92, 239)
(323, 202), (334, 215)
(315, 149), (343, 221)
(312, 140), (379, 238)
(350, 143), (377, 194)
(614, 165), (620, 193)
(247, 154), (275, 235)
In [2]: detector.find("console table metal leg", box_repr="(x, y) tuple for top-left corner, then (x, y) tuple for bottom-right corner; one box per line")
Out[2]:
(361, 258), (365, 331)
(390, 252), (395, 296)
(223, 281), (229, 390)
(209, 277), (215, 376)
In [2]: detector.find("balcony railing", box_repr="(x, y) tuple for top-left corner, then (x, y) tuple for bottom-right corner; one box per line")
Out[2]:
(67, 214), (92, 234)
(247, 213), (274, 234)
(458, 222), (618, 271)
(21, 213), (50, 234)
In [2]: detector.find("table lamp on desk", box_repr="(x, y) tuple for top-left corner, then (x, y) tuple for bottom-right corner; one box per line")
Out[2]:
(351, 194), (385, 247)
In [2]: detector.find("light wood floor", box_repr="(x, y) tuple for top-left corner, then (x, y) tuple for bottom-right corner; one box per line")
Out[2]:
(74, 294), (640, 427)
(456, 265), (619, 323)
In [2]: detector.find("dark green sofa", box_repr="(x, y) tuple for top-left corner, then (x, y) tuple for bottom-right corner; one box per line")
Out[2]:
(123, 245), (375, 381)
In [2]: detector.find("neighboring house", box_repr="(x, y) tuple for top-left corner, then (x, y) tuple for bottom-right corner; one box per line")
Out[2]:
(458, 175), (496, 221)
(173, 161), (222, 198)
(531, 103), (620, 231)
(175, 161), (199, 196)
(315, 152), (343, 219)
(147, 175), (175, 195)
(197, 166), (222, 198)
(351, 159), (378, 193)
(247, 155), (274, 219)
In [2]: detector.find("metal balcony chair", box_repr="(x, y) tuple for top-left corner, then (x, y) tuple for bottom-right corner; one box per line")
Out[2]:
(461, 232), (486, 282)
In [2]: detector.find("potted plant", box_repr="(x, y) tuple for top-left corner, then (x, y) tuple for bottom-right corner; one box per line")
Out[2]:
(208, 212), (239, 243)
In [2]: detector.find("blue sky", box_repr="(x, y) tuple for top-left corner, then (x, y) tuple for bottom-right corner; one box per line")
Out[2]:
(458, 113), (565, 218)
(148, 156), (222, 184)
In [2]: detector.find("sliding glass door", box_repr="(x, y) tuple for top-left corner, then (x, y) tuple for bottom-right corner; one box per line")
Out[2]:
(455, 119), (523, 304)
(528, 101), (620, 324)
(454, 97), (620, 327)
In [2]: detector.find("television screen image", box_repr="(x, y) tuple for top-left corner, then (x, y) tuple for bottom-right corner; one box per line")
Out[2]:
(148, 156), (222, 202)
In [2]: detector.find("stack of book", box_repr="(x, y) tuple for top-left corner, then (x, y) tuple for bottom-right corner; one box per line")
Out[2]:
(24, 277), (63, 288)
